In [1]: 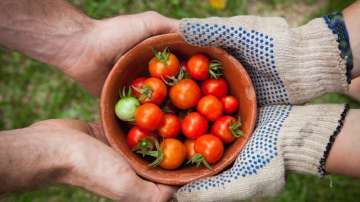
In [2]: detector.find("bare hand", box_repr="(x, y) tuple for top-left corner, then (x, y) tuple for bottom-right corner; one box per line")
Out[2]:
(60, 11), (178, 96)
(0, 119), (176, 202)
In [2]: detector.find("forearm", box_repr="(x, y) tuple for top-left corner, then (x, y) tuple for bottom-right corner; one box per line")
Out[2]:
(0, 0), (94, 70)
(344, 0), (360, 78)
(0, 126), (70, 193)
(326, 109), (360, 176)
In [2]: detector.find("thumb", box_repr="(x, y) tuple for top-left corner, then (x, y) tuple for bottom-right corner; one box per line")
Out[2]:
(98, 11), (179, 63)
(139, 11), (179, 36)
(156, 184), (178, 202)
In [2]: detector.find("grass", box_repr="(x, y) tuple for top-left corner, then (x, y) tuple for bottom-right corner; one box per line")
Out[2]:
(0, 0), (358, 201)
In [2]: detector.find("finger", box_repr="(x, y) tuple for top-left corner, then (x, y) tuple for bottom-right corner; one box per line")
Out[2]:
(87, 122), (109, 145)
(30, 119), (110, 145)
(30, 119), (89, 133)
(104, 11), (179, 64)
(156, 184), (178, 202)
(139, 11), (179, 36)
(133, 180), (178, 202)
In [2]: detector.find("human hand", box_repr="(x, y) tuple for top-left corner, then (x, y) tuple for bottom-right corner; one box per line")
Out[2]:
(60, 11), (178, 96)
(179, 12), (353, 106)
(0, 119), (176, 202)
(0, 1), (178, 96)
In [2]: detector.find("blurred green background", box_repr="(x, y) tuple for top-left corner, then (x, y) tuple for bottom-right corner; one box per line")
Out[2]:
(1, 0), (359, 201)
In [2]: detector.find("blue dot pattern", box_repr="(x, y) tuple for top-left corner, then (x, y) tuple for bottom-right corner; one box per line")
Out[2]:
(179, 105), (292, 193)
(182, 21), (290, 106)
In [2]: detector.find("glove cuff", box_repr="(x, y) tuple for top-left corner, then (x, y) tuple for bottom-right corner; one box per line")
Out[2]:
(324, 12), (354, 83)
(278, 15), (351, 104)
(279, 104), (349, 176)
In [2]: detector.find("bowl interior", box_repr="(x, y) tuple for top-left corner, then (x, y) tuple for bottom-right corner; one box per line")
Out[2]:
(101, 33), (256, 185)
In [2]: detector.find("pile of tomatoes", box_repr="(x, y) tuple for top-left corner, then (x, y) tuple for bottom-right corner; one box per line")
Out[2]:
(115, 48), (244, 170)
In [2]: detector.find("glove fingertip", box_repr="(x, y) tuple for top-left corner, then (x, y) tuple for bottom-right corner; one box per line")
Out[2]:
(179, 18), (219, 47)
(179, 19), (202, 46)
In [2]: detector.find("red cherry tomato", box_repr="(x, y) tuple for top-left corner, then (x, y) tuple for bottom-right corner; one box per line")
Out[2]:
(130, 77), (146, 98)
(149, 49), (180, 79)
(221, 96), (239, 114)
(127, 126), (151, 148)
(139, 77), (167, 105)
(195, 135), (224, 164)
(184, 139), (196, 160)
(158, 114), (181, 138)
(182, 112), (208, 139)
(160, 138), (186, 170)
(135, 103), (164, 131)
(170, 79), (201, 110)
(201, 78), (229, 98)
(186, 54), (209, 80)
(211, 116), (243, 144)
(197, 95), (223, 121)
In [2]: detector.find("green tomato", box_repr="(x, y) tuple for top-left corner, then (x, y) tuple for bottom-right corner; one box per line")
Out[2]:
(115, 96), (140, 122)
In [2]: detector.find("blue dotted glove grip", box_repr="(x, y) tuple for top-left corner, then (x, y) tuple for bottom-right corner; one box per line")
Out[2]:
(179, 105), (292, 193)
(182, 21), (290, 106)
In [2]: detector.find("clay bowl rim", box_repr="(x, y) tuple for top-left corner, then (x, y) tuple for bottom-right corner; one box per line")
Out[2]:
(100, 33), (257, 185)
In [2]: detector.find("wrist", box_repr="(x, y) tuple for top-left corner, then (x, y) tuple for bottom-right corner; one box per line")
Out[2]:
(25, 123), (74, 184)
(0, 124), (72, 193)
(0, 0), (96, 72)
(53, 18), (110, 95)
(48, 17), (98, 71)
(279, 104), (349, 176)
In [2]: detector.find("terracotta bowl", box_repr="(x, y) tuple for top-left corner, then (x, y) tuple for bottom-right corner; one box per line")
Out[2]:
(100, 33), (257, 185)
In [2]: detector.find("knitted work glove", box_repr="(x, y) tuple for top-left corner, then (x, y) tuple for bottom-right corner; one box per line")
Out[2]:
(175, 104), (349, 202)
(180, 12), (353, 106)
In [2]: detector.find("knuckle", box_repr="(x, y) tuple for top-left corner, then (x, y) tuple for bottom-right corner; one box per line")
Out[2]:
(143, 10), (161, 18)
(29, 119), (65, 129)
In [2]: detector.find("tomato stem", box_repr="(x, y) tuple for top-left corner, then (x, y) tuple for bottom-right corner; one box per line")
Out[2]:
(161, 100), (175, 113)
(120, 87), (134, 98)
(180, 63), (190, 79)
(208, 60), (223, 79)
(230, 116), (245, 138)
(132, 85), (153, 102)
(134, 136), (164, 167)
(187, 153), (212, 170)
(162, 66), (186, 86)
(132, 138), (154, 154)
(152, 47), (170, 64)
(162, 105), (173, 113)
